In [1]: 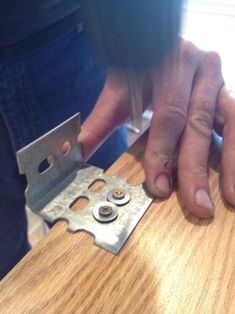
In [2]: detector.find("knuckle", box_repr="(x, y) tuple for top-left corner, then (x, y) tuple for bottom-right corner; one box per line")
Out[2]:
(166, 105), (187, 126)
(202, 51), (222, 71)
(188, 109), (213, 138)
(157, 104), (187, 134)
(167, 92), (187, 107)
(180, 40), (198, 64)
(145, 149), (174, 170)
(193, 94), (215, 113)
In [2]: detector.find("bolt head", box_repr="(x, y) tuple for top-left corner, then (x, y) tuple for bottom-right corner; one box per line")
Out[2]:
(99, 205), (113, 217)
(112, 188), (125, 200)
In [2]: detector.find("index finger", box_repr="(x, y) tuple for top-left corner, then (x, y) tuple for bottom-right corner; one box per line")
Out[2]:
(144, 41), (199, 197)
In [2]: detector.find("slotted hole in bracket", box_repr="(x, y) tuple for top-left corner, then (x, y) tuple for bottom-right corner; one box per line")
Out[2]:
(61, 141), (71, 156)
(70, 196), (89, 212)
(38, 155), (54, 174)
(88, 179), (106, 192)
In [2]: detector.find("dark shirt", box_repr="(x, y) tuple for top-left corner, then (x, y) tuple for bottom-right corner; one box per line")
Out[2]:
(0, 1), (82, 63)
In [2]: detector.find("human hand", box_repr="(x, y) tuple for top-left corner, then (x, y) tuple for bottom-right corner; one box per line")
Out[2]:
(79, 39), (228, 218)
(144, 40), (225, 218)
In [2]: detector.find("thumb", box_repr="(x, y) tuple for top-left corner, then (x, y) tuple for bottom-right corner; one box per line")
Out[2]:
(78, 70), (130, 161)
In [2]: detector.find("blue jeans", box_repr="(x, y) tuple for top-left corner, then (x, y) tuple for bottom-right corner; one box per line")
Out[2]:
(0, 30), (127, 279)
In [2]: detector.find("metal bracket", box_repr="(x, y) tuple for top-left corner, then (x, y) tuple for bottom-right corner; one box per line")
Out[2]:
(17, 113), (153, 254)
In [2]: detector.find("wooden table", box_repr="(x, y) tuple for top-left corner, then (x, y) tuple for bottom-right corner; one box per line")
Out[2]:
(0, 132), (234, 313)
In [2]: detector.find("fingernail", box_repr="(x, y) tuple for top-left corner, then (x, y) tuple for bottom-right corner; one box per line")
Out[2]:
(155, 174), (171, 197)
(195, 189), (213, 212)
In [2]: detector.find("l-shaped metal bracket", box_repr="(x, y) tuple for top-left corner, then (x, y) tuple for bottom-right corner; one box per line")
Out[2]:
(17, 113), (153, 254)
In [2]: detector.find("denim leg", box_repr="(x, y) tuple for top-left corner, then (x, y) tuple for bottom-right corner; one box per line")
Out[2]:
(0, 114), (30, 280)
(1, 30), (127, 166)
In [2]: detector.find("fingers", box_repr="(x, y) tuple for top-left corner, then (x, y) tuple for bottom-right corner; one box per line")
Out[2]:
(144, 41), (199, 198)
(178, 51), (223, 217)
(78, 70), (130, 160)
(79, 69), (151, 161)
(216, 88), (235, 206)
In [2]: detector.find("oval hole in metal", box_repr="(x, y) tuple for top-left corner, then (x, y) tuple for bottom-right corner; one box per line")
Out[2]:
(38, 155), (54, 174)
(88, 179), (106, 192)
(61, 140), (71, 156)
(69, 196), (89, 212)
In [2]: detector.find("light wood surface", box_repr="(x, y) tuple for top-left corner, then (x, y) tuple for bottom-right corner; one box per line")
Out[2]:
(0, 132), (234, 314)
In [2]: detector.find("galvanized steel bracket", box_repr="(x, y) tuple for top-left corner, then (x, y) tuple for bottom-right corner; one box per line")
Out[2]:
(17, 113), (153, 254)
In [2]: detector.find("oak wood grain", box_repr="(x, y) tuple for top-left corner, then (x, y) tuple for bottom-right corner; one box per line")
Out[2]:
(0, 132), (234, 314)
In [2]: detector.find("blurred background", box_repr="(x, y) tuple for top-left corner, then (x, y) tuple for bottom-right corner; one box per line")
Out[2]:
(183, 0), (235, 90)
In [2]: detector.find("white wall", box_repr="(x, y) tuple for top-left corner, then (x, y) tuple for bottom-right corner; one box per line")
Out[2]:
(183, 1), (235, 90)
